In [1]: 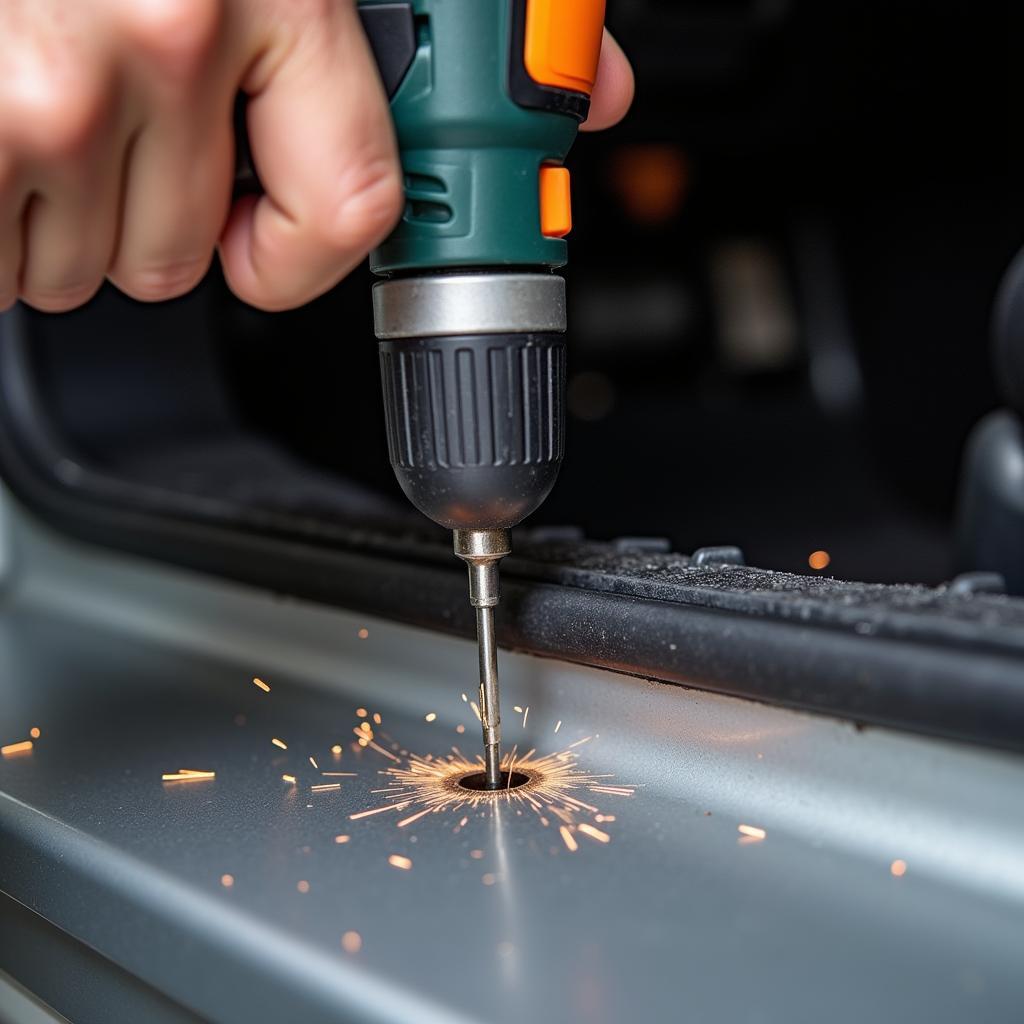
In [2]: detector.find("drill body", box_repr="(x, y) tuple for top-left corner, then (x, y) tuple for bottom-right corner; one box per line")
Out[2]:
(359, 0), (606, 786)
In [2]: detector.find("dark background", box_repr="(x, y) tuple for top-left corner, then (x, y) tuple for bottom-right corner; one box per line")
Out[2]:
(16, 0), (1019, 585)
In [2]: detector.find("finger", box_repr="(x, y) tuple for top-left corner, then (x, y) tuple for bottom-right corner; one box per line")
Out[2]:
(581, 30), (635, 132)
(108, 0), (234, 301)
(0, 160), (22, 310)
(107, 116), (233, 301)
(218, 1), (403, 312)
(3, 42), (121, 311)
(19, 164), (122, 312)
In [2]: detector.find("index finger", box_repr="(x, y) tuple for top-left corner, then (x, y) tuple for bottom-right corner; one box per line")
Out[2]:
(218, 2), (403, 312)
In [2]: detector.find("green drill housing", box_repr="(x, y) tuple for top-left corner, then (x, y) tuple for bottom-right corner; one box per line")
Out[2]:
(359, 0), (583, 274)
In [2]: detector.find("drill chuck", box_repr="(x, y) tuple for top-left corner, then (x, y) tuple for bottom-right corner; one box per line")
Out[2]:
(375, 273), (566, 532)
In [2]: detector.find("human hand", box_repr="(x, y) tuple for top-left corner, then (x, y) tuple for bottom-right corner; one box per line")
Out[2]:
(0, 1), (633, 314)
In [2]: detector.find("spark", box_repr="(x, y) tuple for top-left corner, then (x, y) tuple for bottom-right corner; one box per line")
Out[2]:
(342, 931), (362, 953)
(470, 849), (484, 859)
(321, 772), (357, 777)
(297, 880), (310, 893)
(522, 706), (529, 727)
(470, 701), (482, 721)
(252, 677), (270, 693)
(309, 756), (319, 769)
(272, 738), (287, 750)
(397, 808), (433, 828)
(559, 826), (578, 852)
(334, 835), (350, 844)
(366, 740), (401, 762)
(348, 745), (633, 845)
(594, 814), (616, 823)
(568, 736), (592, 749)
(331, 745), (343, 755)
(221, 874), (234, 888)
(482, 873), (496, 885)
(311, 783), (341, 792)
(356, 708), (367, 718)
(578, 823), (611, 843)
(425, 713), (437, 722)
(373, 713), (382, 725)
(514, 706), (523, 714)
(891, 859), (908, 877)
(1, 740), (33, 756)
(29, 727), (41, 739)
(351, 804), (408, 820)
(738, 824), (766, 840)
(357, 628), (369, 640)
(808, 550), (831, 571)
(282, 774), (297, 784)
(456, 724), (465, 734)
(554, 720), (562, 733)
(388, 854), (413, 871)
(162, 769), (214, 781)
(461, 693), (468, 703)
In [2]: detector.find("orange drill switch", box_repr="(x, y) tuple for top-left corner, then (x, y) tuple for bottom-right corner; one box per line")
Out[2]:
(524, 0), (606, 96)
(539, 164), (572, 238)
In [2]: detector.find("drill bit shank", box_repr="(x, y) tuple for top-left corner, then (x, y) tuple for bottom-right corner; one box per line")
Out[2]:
(454, 528), (511, 789)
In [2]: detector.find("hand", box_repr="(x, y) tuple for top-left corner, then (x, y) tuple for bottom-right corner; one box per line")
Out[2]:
(0, 1), (634, 315)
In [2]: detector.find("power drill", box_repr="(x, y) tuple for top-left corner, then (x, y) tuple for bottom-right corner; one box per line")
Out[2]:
(359, 0), (606, 788)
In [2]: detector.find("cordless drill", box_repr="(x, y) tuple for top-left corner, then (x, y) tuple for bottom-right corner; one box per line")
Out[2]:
(359, 0), (606, 787)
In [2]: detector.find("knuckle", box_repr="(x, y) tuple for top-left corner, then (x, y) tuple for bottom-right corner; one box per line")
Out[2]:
(10, 79), (109, 160)
(318, 161), (404, 253)
(121, 0), (222, 79)
(0, 31), (113, 159)
(113, 257), (210, 302)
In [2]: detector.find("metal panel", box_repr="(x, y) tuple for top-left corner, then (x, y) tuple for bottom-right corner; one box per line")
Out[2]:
(1, 491), (1023, 1022)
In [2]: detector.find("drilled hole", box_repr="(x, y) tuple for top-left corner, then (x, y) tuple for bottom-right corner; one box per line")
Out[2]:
(457, 770), (530, 792)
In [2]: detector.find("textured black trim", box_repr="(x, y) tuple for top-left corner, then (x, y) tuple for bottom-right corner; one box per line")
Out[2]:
(507, 0), (591, 121)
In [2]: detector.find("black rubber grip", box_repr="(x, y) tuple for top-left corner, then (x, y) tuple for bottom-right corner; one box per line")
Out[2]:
(379, 332), (566, 531)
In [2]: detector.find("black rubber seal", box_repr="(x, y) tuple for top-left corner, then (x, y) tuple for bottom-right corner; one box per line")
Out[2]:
(3, 310), (1024, 754)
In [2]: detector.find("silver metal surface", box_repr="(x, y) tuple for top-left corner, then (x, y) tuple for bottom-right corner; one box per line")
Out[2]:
(454, 529), (511, 788)
(0, 971), (70, 1024)
(372, 273), (566, 339)
(2, 490), (1024, 1023)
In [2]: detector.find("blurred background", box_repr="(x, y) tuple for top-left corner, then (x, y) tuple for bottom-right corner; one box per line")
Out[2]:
(11, 0), (1016, 586)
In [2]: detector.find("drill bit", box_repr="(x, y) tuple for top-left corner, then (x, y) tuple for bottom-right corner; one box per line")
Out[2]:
(454, 528), (511, 789)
